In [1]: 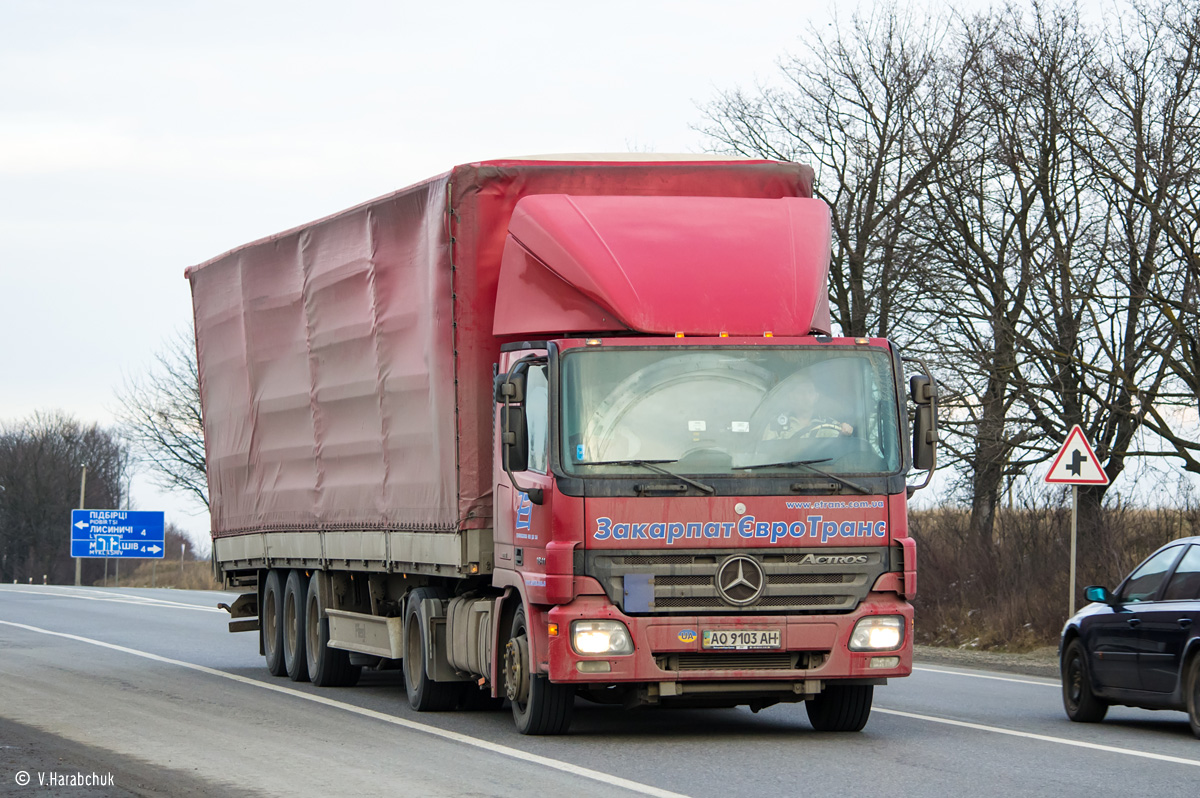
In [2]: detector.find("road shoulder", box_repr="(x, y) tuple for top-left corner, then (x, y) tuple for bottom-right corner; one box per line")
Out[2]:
(0, 717), (253, 798)
(914, 644), (1060, 679)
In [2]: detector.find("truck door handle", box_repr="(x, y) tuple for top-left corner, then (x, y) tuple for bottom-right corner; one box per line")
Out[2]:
(1127, 618), (1141, 628)
(1180, 619), (1194, 629)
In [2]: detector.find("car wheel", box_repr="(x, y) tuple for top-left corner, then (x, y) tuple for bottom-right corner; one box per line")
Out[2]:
(1187, 654), (1200, 740)
(1062, 639), (1107, 723)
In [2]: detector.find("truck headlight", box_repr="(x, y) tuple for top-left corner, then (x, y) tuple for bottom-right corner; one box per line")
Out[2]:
(849, 616), (904, 651)
(571, 620), (634, 656)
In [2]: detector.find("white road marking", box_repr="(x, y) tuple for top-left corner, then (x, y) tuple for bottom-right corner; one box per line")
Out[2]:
(874, 707), (1200, 767)
(913, 665), (1058, 688)
(0, 620), (690, 798)
(0, 585), (227, 613)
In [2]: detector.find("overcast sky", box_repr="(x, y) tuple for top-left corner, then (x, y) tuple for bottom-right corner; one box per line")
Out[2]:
(1, 0), (852, 546)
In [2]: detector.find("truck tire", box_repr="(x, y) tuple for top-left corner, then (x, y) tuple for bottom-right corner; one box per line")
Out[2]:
(304, 572), (361, 688)
(805, 684), (872, 732)
(1062, 639), (1107, 723)
(404, 587), (464, 711)
(282, 570), (310, 682)
(262, 570), (286, 677)
(505, 607), (574, 735)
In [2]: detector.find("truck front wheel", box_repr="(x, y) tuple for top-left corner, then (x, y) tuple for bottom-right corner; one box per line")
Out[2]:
(262, 569), (286, 677)
(805, 684), (873, 732)
(505, 607), (574, 735)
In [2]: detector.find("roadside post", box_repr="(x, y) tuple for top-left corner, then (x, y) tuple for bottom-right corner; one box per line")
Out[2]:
(75, 465), (86, 586)
(1045, 425), (1109, 616)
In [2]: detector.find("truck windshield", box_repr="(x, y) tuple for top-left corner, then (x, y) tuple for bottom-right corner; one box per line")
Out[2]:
(559, 347), (902, 476)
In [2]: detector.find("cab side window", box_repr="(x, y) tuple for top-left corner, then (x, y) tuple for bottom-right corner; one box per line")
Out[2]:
(1162, 545), (1200, 601)
(525, 365), (549, 475)
(1119, 546), (1184, 603)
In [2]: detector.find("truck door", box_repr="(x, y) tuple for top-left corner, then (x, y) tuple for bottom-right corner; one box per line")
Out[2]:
(494, 350), (553, 591)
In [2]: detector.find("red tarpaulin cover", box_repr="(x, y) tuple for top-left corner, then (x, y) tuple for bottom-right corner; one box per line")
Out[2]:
(494, 194), (832, 337)
(187, 158), (814, 537)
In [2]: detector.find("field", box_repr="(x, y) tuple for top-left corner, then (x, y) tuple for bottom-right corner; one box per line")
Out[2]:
(912, 502), (1200, 650)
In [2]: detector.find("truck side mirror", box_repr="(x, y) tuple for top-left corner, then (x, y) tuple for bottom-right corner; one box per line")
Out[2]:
(494, 369), (528, 403)
(909, 375), (936, 472)
(500, 406), (530, 473)
(910, 375), (935, 405)
(495, 357), (543, 505)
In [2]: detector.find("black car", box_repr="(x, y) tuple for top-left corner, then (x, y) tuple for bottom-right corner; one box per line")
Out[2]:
(1061, 536), (1200, 737)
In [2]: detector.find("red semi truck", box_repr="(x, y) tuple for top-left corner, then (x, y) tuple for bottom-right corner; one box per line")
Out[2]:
(189, 156), (936, 735)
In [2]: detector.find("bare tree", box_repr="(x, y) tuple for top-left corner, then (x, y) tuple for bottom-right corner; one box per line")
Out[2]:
(0, 411), (129, 584)
(917, 9), (1051, 544)
(699, 1), (971, 339)
(115, 328), (208, 508)
(1070, 0), (1200, 475)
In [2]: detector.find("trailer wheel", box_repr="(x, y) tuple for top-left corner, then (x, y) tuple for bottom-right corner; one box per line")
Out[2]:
(403, 587), (464, 711)
(805, 684), (872, 732)
(505, 607), (573, 735)
(304, 572), (361, 687)
(262, 570), (286, 677)
(282, 570), (310, 682)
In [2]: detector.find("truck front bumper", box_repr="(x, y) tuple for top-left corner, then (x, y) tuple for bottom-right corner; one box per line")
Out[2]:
(545, 592), (912, 688)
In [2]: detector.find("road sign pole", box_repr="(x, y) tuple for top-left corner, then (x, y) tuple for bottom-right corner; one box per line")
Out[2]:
(1045, 425), (1108, 620)
(1069, 485), (1078, 617)
(75, 466), (86, 587)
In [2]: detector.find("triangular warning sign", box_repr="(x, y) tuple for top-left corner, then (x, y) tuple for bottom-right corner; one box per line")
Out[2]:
(1045, 425), (1109, 485)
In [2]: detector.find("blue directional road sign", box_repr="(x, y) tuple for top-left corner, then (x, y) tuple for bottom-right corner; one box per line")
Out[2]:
(71, 510), (166, 558)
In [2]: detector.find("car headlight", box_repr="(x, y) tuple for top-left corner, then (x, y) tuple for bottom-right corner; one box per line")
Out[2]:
(849, 615), (905, 651)
(571, 620), (634, 656)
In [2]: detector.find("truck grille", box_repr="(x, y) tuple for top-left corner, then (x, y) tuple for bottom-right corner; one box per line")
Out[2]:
(655, 651), (823, 671)
(585, 548), (891, 615)
(655, 594), (850, 610)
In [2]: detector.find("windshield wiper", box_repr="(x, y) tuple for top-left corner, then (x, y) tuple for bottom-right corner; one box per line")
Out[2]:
(734, 458), (870, 495)
(584, 459), (715, 495)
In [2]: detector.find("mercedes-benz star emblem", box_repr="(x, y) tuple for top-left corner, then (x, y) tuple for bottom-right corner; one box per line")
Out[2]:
(715, 555), (766, 606)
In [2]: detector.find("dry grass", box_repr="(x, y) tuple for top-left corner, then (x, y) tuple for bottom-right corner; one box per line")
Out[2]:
(90, 560), (221, 591)
(912, 501), (1200, 650)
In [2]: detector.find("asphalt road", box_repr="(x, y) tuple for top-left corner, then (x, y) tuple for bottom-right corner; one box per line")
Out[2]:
(2, 585), (1198, 798)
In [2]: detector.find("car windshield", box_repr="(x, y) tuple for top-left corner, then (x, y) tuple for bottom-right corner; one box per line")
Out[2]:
(559, 347), (902, 476)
